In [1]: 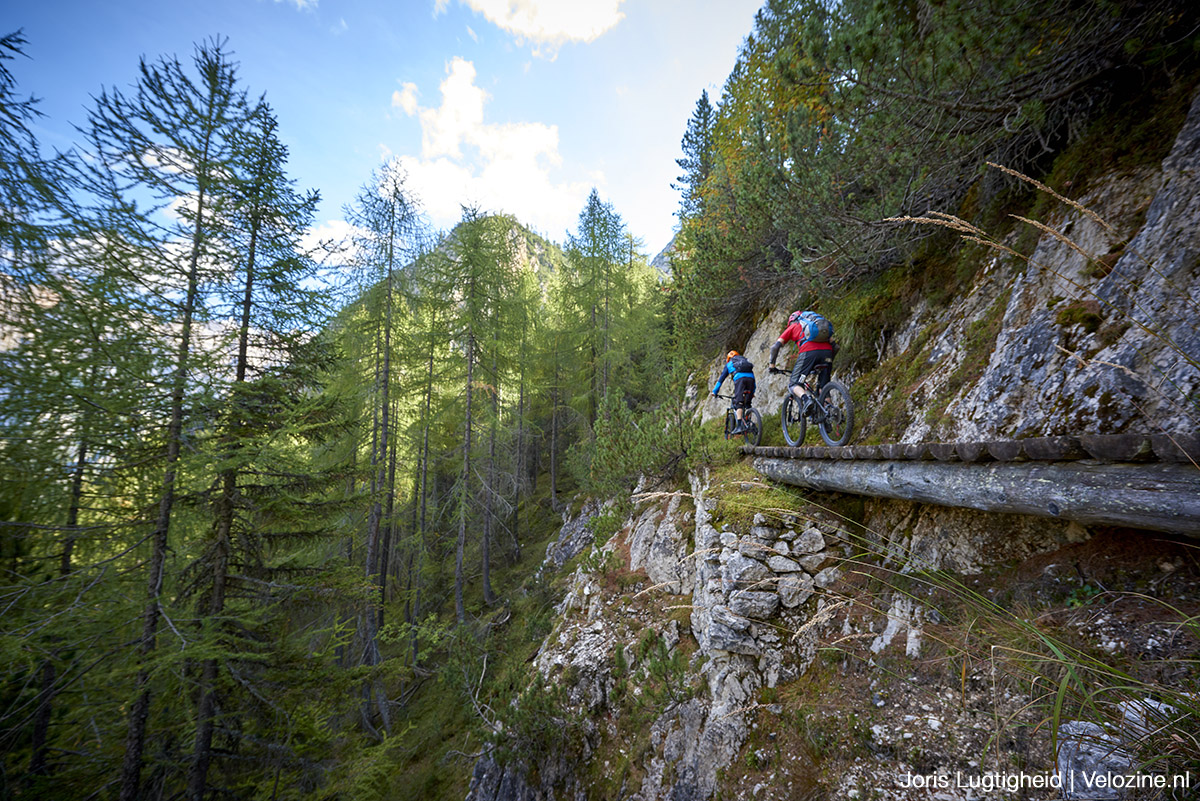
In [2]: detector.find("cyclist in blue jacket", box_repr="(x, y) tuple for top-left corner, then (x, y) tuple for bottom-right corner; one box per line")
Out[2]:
(712, 350), (756, 434)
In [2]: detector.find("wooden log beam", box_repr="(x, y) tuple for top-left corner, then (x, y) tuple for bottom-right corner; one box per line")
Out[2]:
(752, 457), (1200, 536)
(1022, 436), (1086, 461)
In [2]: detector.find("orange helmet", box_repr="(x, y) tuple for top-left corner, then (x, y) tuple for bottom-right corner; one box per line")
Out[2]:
(726, 350), (739, 360)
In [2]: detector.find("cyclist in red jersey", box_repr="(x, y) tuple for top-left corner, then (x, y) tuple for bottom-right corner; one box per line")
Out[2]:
(768, 310), (835, 408)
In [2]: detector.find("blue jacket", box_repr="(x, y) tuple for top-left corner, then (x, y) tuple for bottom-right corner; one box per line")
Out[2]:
(712, 359), (754, 395)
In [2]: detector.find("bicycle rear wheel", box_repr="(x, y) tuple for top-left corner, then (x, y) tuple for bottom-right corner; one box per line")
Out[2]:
(817, 380), (854, 446)
(744, 408), (762, 447)
(781, 395), (806, 446)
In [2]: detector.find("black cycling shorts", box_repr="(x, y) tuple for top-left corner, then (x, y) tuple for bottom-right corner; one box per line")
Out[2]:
(789, 350), (833, 389)
(732, 375), (756, 409)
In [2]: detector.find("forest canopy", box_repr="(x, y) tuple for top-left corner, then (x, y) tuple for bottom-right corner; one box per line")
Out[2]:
(0, 33), (671, 799)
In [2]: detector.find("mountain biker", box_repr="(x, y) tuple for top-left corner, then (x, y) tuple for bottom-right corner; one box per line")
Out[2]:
(768, 310), (835, 410)
(711, 350), (756, 434)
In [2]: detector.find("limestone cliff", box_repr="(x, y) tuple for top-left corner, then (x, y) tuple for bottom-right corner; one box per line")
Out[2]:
(465, 89), (1200, 801)
(698, 88), (1200, 445)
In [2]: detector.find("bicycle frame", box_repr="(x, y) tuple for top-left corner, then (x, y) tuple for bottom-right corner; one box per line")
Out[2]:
(715, 392), (762, 446)
(770, 363), (853, 447)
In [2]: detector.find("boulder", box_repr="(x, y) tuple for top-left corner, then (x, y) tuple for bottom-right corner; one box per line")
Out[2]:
(729, 590), (781, 620)
(794, 527), (826, 554)
(722, 553), (772, 592)
(778, 573), (815, 608)
(767, 555), (803, 573)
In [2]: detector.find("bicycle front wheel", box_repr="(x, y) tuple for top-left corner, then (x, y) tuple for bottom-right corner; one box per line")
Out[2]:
(724, 410), (735, 440)
(781, 395), (806, 447)
(817, 380), (854, 446)
(744, 408), (763, 447)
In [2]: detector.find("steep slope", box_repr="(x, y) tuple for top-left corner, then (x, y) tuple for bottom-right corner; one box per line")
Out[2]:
(465, 89), (1200, 801)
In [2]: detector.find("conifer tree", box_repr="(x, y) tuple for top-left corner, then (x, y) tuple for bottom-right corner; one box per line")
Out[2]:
(344, 161), (422, 728)
(0, 32), (126, 789)
(674, 89), (715, 220)
(442, 208), (517, 623)
(184, 100), (324, 801)
(73, 38), (256, 800)
(398, 244), (455, 664)
(564, 189), (629, 430)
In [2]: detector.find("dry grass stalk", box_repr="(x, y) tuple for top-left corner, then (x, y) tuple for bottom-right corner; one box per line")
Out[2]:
(1012, 214), (1094, 263)
(791, 598), (851, 642)
(987, 161), (1115, 234)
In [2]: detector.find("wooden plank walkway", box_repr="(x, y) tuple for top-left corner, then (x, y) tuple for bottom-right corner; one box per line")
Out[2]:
(741, 433), (1199, 464)
(745, 433), (1200, 536)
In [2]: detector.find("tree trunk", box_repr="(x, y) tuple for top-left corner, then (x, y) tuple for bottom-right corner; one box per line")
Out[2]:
(185, 481), (231, 801)
(481, 352), (498, 606)
(119, 220), (203, 801)
(29, 425), (89, 778)
(187, 151), (266, 799)
(380, 397), (399, 628)
(512, 364), (525, 563)
(754, 457), (1200, 535)
(549, 382), (559, 512)
(415, 323), (435, 665)
(455, 335), (474, 624)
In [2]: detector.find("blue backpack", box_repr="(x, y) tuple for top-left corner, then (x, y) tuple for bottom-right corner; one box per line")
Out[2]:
(790, 310), (833, 345)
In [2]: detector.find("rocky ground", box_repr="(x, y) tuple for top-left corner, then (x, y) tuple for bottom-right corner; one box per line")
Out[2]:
(468, 471), (1200, 801)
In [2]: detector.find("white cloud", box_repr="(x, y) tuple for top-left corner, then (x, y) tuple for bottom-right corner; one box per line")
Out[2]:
(447, 0), (625, 56)
(418, 58), (487, 159)
(392, 82), (420, 116)
(390, 58), (593, 237)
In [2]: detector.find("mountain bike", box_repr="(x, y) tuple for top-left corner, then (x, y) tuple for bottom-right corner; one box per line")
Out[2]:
(716, 393), (762, 447)
(768, 366), (854, 447)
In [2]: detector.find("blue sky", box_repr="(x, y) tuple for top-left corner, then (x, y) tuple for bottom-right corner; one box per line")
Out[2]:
(9, 0), (761, 258)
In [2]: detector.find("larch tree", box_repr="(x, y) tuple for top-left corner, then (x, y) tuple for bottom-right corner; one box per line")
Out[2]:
(74, 38), (256, 801)
(184, 99), (324, 801)
(343, 161), (422, 731)
(443, 208), (517, 623)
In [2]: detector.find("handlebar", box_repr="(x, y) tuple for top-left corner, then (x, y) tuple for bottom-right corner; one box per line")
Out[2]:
(768, 367), (788, 375)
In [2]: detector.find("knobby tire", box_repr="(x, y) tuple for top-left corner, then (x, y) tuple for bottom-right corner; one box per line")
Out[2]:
(817, 380), (854, 446)
(781, 395), (806, 447)
(744, 408), (763, 447)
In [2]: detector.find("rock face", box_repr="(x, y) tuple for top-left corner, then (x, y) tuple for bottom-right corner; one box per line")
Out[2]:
(467, 470), (858, 801)
(543, 500), (608, 568)
(467, 466), (1196, 801)
(920, 90), (1200, 441)
(700, 88), (1200, 444)
(628, 493), (695, 594)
